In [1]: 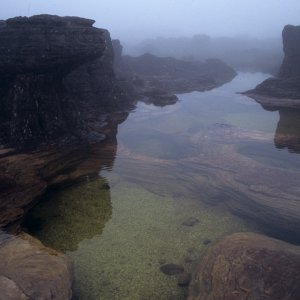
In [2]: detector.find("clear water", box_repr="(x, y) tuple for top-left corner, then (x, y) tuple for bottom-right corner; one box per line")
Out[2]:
(25, 73), (300, 300)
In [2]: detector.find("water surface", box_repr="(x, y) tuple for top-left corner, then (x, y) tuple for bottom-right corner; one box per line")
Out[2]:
(25, 73), (300, 299)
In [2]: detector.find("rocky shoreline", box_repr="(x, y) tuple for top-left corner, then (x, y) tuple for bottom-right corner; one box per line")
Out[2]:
(0, 14), (300, 300)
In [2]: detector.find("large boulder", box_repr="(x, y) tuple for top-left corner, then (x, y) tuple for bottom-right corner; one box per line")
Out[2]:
(0, 232), (73, 300)
(188, 232), (300, 300)
(0, 15), (132, 149)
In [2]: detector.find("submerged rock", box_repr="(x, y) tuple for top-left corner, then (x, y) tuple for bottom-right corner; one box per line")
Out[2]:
(160, 264), (184, 275)
(177, 272), (191, 286)
(202, 239), (211, 245)
(182, 217), (200, 227)
(0, 232), (73, 300)
(188, 232), (300, 300)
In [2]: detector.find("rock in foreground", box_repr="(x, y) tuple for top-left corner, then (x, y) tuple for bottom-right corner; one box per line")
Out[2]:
(188, 232), (300, 300)
(0, 232), (73, 300)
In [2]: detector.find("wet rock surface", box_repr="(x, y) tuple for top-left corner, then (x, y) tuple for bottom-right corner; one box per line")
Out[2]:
(0, 110), (127, 231)
(0, 232), (73, 300)
(188, 232), (300, 300)
(116, 117), (300, 243)
(182, 217), (200, 227)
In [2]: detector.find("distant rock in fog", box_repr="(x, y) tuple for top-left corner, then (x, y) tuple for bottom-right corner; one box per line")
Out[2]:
(113, 40), (236, 106)
(245, 25), (300, 106)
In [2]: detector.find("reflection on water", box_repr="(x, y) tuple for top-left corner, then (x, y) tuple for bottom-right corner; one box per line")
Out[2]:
(25, 73), (300, 299)
(24, 178), (112, 252)
(275, 108), (300, 153)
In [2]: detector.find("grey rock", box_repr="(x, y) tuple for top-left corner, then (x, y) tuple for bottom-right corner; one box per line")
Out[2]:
(177, 272), (191, 286)
(182, 217), (200, 227)
(160, 264), (184, 275)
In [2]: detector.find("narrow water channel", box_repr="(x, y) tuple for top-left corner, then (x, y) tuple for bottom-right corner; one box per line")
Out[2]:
(25, 73), (300, 300)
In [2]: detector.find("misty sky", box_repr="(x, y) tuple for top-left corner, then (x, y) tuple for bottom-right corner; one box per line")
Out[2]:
(1, 0), (300, 43)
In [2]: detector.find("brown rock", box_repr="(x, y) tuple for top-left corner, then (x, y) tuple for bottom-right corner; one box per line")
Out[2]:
(188, 232), (300, 300)
(0, 232), (73, 300)
(0, 276), (28, 300)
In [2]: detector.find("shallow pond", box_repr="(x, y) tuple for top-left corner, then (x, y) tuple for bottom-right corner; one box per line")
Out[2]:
(25, 73), (300, 299)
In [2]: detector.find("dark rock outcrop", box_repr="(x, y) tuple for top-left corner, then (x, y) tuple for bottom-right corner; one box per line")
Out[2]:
(279, 25), (300, 78)
(112, 41), (236, 106)
(121, 54), (236, 92)
(0, 111), (127, 232)
(0, 15), (132, 149)
(188, 232), (300, 300)
(245, 25), (300, 106)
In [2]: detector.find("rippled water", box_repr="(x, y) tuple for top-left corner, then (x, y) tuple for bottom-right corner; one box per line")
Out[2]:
(25, 73), (300, 299)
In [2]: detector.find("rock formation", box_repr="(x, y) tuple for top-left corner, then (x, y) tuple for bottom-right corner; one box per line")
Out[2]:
(188, 232), (300, 300)
(112, 40), (237, 106)
(279, 25), (300, 78)
(0, 15), (132, 299)
(0, 15), (132, 149)
(245, 25), (300, 106)
(0, 232), (73, 300)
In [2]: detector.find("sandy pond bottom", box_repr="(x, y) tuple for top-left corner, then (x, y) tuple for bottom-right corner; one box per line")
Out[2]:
(27, 176), (252, 300)
(25, 72), (298, 299)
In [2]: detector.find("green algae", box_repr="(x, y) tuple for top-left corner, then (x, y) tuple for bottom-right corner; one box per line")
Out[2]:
(71, 179), (252, 300)
(24, 178), (112, 252)
(28, 175), (252, 300)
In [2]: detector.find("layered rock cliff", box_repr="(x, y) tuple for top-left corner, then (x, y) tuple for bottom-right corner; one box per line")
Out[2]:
(246, 25), (300, 104)
(0, 15), (132, 149)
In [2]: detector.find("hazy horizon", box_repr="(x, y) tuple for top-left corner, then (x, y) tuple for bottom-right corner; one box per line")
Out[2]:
(1, 0), (300, 44)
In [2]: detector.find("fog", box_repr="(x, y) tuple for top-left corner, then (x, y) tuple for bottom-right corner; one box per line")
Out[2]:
(1, 0), (299, 73)
(1, 0), (300, 44)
